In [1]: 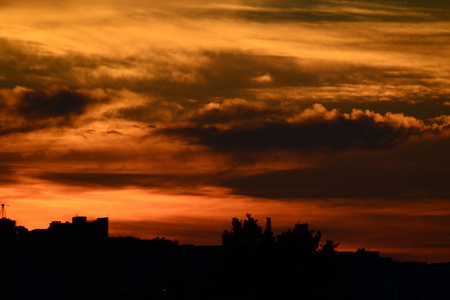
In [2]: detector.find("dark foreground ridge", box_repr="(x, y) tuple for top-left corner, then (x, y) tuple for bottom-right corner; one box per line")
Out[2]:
(1, 215), (450, 300)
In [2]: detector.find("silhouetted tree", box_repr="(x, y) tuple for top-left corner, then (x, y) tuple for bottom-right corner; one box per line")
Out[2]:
(278, 222), (322, 255)
(0, 218), (28, 246)
(0, 218), (16, 242)
(219, 214), (277, 299)
(217, 215), (340, 300)
(320, 239), (339, 255)
(222, 213), (274, 250)
(262, 217), (275, 246)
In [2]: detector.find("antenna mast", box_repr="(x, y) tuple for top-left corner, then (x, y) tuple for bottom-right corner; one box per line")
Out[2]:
(1, 203), (8, 219)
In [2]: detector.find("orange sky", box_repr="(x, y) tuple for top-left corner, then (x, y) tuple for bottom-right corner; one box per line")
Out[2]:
(1, 0), (449, 262)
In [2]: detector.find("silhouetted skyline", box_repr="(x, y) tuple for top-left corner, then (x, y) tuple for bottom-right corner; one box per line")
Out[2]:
(2, 213), (450, 299)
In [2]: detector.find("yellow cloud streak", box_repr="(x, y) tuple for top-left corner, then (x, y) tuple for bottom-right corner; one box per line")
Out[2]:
(1, 3), (449, 69)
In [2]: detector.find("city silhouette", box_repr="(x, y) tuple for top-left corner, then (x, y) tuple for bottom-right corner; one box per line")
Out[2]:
(1, 212), (449, 299)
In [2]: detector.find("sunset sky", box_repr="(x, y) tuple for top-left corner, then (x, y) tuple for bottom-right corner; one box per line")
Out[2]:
(1, 0), (449, 262)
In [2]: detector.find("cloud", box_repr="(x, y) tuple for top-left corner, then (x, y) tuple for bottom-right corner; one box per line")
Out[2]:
(160, 103), (439, 155)
(36, 172), (218, 194)
(187, 0), (450, 24)
(0, 85), (154, 138)
(0, 86), (109, 135)
(0, 165), (19, 184)
(218, 126), (450, 200)
(2, 6), (449, 109)
(188, 98), (293, 128)
(2, 32), (448, 124)
(15, 87), (91, 120)
(244, 0), (450, 10)
(221, 159), (450, 200)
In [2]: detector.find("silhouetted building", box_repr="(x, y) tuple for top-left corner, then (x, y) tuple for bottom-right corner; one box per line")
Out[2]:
(334, 249), (450, 300)
(29, 216), (108, 240)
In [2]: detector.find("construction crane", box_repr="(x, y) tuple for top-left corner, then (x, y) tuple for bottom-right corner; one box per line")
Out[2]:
(1, 203), (8, 219)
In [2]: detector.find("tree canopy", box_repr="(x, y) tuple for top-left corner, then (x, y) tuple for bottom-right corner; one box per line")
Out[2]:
(218, 214), (340, 299)
(222, 213), (338, 255)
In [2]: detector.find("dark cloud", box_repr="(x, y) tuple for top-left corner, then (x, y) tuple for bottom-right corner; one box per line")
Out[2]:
(0, 39), (76, 89)
(118, 51), (326, 104)
(220, 135), (450, 200)
(36, 172), (219, 194)
(184, 0), (450, 23)
(16, 88), (90, 120)
(221, 160), (449, 200)
(368, 0), (450, 9)
(188, 99), (294, 126)
(14, 114), (447, 201)
(0, 86), (107, 135)
(205, 8), (426, 23)
(0, 165), (20, 184)
(160, 104), (432, 154)
(193, 51), (436, 96)
(326, 100), (450, 121)
(248, 0), (450, 10)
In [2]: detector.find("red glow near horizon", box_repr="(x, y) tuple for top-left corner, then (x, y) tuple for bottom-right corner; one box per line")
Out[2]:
(3, 181), (450, 262)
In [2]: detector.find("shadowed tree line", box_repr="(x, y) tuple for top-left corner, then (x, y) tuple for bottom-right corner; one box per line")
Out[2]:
(199, 213), (341, 300)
